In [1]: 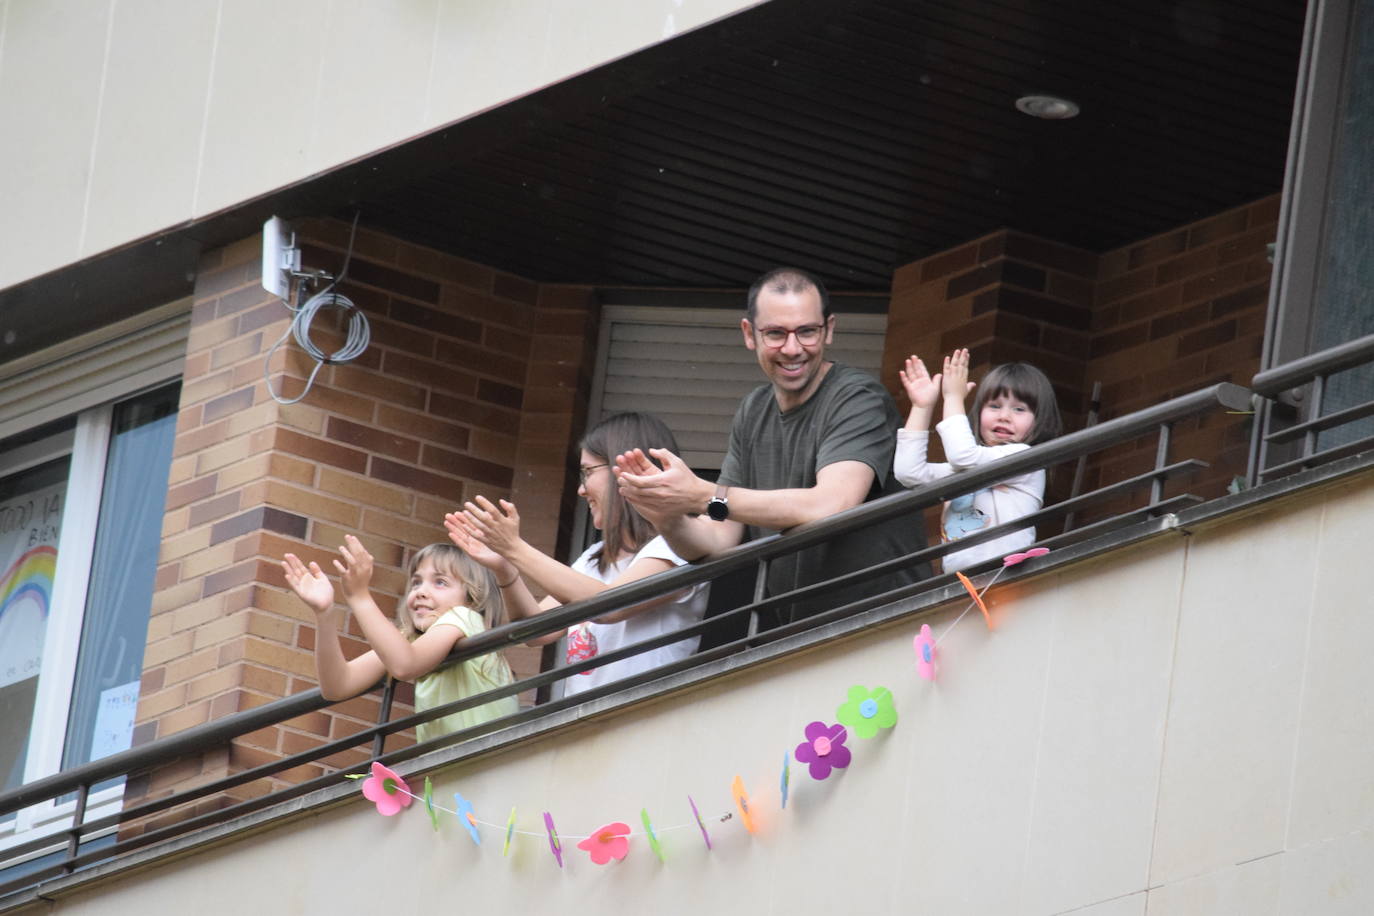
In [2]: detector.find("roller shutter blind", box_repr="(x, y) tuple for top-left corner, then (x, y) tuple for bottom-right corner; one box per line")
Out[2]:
(0, 301), (190, 444)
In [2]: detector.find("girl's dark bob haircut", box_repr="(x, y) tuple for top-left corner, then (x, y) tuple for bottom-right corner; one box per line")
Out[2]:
(969, 362), (1063, 446)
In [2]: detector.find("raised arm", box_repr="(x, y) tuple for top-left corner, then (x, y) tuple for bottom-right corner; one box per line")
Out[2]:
(446, 509), (570, 645)
(281, 552), (386, 701)
(899, 354), (942, 432)
(442, 512), (543, 623)
(941, 348), (976, 422)
(456, 497), (685, 624)
(332, 536), (466, 683)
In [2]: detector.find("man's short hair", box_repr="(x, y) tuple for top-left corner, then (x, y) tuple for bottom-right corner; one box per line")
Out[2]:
(746, 267), (831, 323)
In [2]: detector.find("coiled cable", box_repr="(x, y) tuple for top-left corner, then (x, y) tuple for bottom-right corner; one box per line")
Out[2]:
(264, 212), (371, 405)
(264, 288), (371, 404)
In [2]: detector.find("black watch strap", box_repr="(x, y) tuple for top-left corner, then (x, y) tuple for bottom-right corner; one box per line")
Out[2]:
(706, 484), (730, 521)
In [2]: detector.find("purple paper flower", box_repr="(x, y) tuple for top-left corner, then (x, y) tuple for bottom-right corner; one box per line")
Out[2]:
(794, 721), (851, 780)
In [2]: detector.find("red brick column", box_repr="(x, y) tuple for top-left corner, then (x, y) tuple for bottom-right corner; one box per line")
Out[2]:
(883, 229), (1097, 474)
(129, 222), (591, 821)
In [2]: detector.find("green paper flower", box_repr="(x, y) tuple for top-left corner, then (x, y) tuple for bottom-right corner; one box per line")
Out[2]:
(423, 776), (440, 831)
(836, 685), (897, 738)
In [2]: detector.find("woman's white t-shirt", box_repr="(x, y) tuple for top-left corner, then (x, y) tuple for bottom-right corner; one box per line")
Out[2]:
(561, 535), (708, 696)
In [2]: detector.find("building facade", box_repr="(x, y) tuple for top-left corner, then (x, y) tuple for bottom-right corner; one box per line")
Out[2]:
(1, 0), (1371, 910)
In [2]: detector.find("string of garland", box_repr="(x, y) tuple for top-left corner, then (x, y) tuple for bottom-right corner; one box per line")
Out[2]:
(343, 550), (1048, 866)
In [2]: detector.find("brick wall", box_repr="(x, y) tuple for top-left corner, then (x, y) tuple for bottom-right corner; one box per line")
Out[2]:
(885, 229), (1097, 428)
(1084, 196), (1277, 500)
(127, 222), (597, 822)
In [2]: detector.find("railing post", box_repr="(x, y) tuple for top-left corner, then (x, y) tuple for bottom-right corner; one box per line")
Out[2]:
(746, 559), (768, 638)
(1245, 395), (1266, 488)
(64, 783), (90, 874)
(371, 679), (397, 758)
(1151, 422), (1173, 506)
(1302, 373), (1325, 462)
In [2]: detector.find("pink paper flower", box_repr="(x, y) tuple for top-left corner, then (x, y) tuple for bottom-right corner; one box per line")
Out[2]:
(576, 822), (631, 864)
(914, 624), (938, 681)
(361, 762), (412, 816)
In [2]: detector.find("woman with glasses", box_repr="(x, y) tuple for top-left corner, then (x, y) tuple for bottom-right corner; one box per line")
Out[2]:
(448, 412), (708, 697)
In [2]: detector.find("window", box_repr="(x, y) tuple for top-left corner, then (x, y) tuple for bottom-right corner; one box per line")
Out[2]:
(0, 301), (187, 850)
(0, 387), (178, 812)
(1307, 0), (1374, 447)
(0, 456), (67, 793)
(1263, 0), (1374, 458)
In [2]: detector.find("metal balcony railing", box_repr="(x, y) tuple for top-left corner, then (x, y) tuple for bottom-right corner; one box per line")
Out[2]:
(1249, 333), (1374, 484)
(7, 355), (1363, 905)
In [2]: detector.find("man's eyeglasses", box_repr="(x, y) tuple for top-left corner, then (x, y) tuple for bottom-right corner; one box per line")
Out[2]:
(756, 324), (826, 348)
(578, 463), (609, 484)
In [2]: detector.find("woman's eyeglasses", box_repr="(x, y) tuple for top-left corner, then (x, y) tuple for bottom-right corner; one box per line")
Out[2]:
(578, 463), (609, 484)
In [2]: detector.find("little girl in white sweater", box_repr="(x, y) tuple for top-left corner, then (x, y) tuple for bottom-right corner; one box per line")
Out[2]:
(894, 349), (1063, 572)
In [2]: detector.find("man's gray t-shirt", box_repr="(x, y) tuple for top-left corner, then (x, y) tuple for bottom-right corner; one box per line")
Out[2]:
(717, 363), (926, 624)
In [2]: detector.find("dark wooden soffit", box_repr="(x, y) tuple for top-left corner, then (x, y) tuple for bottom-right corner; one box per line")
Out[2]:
(0, 0), (1304, 365)
(360, 0), (1305, 288)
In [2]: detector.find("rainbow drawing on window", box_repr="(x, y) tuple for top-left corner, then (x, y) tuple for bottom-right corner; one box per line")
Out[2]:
(0, 545), (57, 612)
(0, 545), (57, 687)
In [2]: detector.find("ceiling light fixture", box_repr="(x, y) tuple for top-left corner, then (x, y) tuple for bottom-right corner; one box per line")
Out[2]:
(1015, 94), (1080, 120)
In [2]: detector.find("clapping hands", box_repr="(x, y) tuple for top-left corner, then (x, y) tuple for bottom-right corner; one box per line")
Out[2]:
(899, 355), (942, 409)
(453, 496), (524, 558)
(281, 553), (334, 614)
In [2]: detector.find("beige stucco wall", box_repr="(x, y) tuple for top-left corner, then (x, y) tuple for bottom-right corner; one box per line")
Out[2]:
(30, 472), (1374, 915)
(0, 0), (762, 290)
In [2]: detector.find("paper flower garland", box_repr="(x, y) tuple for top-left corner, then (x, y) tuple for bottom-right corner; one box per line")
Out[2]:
(543, 812), (564, 867)
(340, 549), (1059, 867)
(641, 808), (666, 863)
(1004, 547), (1049, 566)
(454, 793), (481, 845)
(956, 571), (995, 630)
(688, 795), (713, 849)
(836, 686), (897, 739)
(361, 762), (411, 816)
(423, 777), (442, 831)
(577, 822), (631, 864)
(503, 807), (517, 856)
(794, 722), (851, 780)
(731, 775), (758, 833)
(914, 624), (937, 680)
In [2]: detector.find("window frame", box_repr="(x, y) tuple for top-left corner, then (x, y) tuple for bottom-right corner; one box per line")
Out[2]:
(1251, 0), (1367, 480)
(1263, 0), (1366, 368)
(0, 301), (188, 845)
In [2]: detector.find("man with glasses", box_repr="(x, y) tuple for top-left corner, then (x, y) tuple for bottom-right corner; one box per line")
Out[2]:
(617, 267), (924, 630)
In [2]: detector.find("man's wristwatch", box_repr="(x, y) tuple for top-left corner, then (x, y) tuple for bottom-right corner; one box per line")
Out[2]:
(705, 484), (730, 521)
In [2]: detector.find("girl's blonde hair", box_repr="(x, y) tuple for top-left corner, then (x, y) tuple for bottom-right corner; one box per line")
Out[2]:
(397, 543), (504, 638)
